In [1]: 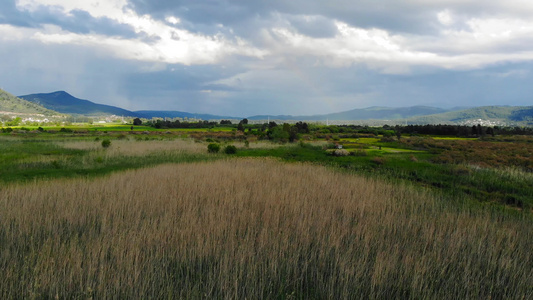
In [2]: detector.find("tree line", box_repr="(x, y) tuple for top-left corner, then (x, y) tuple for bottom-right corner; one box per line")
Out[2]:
(136, 117), (533, 139)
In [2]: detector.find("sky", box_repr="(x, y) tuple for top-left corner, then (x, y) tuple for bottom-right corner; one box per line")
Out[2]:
(1, 0), (533, 117)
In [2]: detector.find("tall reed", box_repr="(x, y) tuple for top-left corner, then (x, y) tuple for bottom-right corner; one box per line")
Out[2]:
(0, 159), (531, 298)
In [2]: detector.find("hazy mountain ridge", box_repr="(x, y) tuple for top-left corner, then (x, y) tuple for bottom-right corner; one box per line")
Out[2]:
(248, 106), (450, 121)
(18, 91), (240, 120)
(0, 89), (59, 116)
(407, 106), (533, 125)
(134, 110), (241, 120)
(9, 90), (533, 126)
(19, 91), (136, 117)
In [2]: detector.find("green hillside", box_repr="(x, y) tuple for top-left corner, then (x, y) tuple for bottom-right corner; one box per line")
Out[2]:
(0, 89), (58, 115)
(408, 106), (533, 126)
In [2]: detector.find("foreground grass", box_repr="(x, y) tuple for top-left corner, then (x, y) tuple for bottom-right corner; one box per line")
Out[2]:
(237, 142), (533, 209)
(0, 136), (215, 183)
(1, 159), (531, 298)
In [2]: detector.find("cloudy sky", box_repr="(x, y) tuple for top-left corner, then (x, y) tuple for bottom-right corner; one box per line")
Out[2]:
(1, 0), (533, 116)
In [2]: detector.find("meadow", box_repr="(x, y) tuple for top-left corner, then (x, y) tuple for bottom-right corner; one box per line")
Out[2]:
(0, 127), (532, 298)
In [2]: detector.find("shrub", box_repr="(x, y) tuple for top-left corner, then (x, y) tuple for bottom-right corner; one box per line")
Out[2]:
(324, 143), (337, 150)
(207, 143), (220, 153)
(351, 149), (367, 156)
(101, 139), (111, 148)
(371, 156), (386, 165)
(333, 149), (349, 156)
(224, 145), (237, 154)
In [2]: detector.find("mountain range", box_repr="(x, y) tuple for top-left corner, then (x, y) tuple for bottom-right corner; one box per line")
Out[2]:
(18, 91), (239, 120)
(1, 89), (531, 125)
(19, 91), (137, 117)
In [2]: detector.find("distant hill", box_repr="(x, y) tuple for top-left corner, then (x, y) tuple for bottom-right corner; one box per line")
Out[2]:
(19, 91), (137, 116)
(18, 91), (241, 120)
(248, 106), (451, 121)
(135, 110), (241, 120)
(407, 106), (533, 126)
(12, 90), (533, 126)
(0, 89), (59, 115)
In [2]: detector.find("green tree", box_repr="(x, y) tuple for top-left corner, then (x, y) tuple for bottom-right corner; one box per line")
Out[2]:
(207, 143), (220, 153)
(6, 117), (21, 127)
(395, 125), (402, 141)
(269, 126), (289, 142)
(224, 145), (237, 154)
(101, 139), (111, 148)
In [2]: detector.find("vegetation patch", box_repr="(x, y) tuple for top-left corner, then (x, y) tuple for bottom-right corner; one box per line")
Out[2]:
(1, 159), (531, 298)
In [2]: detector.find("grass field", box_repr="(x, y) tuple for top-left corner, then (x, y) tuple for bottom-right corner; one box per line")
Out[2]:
(17, 124), (235, 132)
(1, 159), (531, 298)
(0, 135), (214, 183)
(0, 130), (532, 298)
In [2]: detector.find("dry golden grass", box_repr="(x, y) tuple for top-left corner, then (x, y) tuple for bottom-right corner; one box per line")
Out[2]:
(58, 138), (207, 156)
(0, 159), (531, 298)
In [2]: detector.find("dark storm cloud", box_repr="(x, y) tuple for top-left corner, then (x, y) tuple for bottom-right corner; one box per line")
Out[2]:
(47, 9), (137, 38)
(3, 0), (533, 116)
(123, 65), (238, 95)
(0, 0), (33, 27)
(0, 0), (136, 38)
(126, 0), (533, 40)
(125, 0), (442, 36)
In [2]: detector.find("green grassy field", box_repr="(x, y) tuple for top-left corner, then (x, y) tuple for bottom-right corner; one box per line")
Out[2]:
(0, 129), (532, 298)
(12, 124), (236, 132)
(0, 135), (217, 183)
(2, 130), (532, 209)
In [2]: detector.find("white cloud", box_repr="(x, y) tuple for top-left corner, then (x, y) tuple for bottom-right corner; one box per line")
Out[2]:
(4, 0), (533, 114)
(256, 15), (533, 74)
(437, 9), (454, 26)
(165, 16), (180, 25)
(0, 24), (34, 40)
(9, 0), (533, 71)
(11, 0), (266, 65)
(16, 0), (127, 18)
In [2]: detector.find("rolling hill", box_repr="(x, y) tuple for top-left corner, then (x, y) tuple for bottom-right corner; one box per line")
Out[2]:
(407, 106), (533, 126)
(248, 106), (450, 121)
(11, 89), (533, 126)
(134, 110), (241, 120)
(0, 89), (59, 116)
(19, 91), (137, 116)
(18, 91), (240, 120)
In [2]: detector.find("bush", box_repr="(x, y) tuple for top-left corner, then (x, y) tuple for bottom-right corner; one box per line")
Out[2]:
(351, 149), (367, 156)
(101, 139), (111, 148)
(371, 156), (386, 165)
(224, 145), (237, 154)
(333, 149), (349, 156)
(207, 143), (220, 153)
